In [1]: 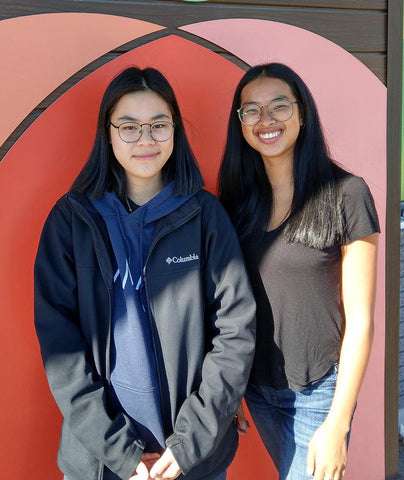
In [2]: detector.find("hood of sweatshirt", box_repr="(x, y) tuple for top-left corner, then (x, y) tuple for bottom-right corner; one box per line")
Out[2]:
(90, 182), (193, 451)
(91, 182), (192, 290)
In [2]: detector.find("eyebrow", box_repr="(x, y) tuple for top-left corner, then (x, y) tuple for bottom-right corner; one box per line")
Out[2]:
(117, 113), (171, 122)
(243, 95), (291, 105)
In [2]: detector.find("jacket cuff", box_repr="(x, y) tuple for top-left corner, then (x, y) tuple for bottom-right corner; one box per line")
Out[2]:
(165, 434), (192, 475)
(115, 440), (145, 480)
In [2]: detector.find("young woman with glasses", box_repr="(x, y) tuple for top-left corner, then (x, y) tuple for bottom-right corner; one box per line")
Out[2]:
(34, 66), (256, 480)
(218, 63), (380, 480)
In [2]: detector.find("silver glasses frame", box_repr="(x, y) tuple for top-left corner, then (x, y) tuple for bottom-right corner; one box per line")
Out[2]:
(237, 99), (298, 126)
(109, 120), (175, 143)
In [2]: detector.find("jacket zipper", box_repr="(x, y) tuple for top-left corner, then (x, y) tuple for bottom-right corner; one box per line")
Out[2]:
(143, 206), (201, 437)
(69, 194), (200, 444)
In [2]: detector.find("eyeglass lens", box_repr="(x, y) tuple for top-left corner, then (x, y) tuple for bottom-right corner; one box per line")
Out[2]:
(238, 99), (295, 125)
(117, 121), (174, 143)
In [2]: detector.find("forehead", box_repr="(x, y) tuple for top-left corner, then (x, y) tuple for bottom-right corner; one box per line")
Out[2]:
(112, 90), (172, 119)
(240, 77), (294, 104)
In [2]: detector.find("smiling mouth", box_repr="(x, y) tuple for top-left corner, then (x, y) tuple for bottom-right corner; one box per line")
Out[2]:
(134, 152), (159, 159)
(258, 130), (282, 140)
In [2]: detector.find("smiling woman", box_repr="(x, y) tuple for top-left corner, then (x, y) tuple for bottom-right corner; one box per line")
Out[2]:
(219, 62), (380, 480)
(108, 90), (175, 204)
(33, 66), (256, 480)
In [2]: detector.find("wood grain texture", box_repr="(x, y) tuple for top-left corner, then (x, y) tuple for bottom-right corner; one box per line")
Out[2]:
(0, 1), (387, 51)
(385, 0), (403, 476)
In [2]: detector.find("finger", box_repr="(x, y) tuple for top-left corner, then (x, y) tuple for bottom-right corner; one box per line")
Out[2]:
(142, 452), (161, 461)
(143, 459), (159, 472)
(324, 471), (339, 480)
(237, 417), (250, 435)
(306, 447), (315, 477)
(150, 455), (172, 478)
(334, 466), (346, 480)
(161, 461), (181, 479)
(236, 405), (246, 421)
(129, 461), (149, 480)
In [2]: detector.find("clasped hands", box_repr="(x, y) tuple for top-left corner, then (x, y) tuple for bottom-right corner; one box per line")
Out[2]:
(129, 448), (181, 480)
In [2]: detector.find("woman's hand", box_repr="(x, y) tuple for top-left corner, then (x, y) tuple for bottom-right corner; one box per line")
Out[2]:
(306, 421), (348, 480)
(235, 404), (250, 435)
(129, 453), (161, 480)
(149, 448), (181, 479)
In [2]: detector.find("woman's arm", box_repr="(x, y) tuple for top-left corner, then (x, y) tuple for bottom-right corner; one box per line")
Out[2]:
(307, 232), (379, 480)
(34, 202), (144, 480)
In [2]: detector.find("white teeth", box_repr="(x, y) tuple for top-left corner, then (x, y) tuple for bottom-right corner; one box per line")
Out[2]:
(259, 131), (281, 139)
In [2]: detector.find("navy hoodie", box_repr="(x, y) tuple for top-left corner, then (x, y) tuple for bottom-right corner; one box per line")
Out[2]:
(91, 183), (192, 452)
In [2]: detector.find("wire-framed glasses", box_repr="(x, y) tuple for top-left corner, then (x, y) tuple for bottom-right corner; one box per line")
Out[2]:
(237, 99), (298, 126)
(110, 121), (175, 143)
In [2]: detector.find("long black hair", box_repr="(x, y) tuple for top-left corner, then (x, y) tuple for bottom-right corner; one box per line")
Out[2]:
(71, 66), (203, 198)
(218, 63), (346, 249)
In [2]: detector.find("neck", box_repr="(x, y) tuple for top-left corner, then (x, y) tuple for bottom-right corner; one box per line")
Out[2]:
(127, 176), (164, 206)
(262, 155), (294, 190)
(262, 155), (294, 231)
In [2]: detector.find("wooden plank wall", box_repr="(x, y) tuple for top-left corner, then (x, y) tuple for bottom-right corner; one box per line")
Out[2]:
(1, 1), (400, 478)
(386, 1), (403, 478)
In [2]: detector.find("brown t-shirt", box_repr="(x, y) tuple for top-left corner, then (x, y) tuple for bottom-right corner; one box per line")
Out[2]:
(242, 175), (380, 392)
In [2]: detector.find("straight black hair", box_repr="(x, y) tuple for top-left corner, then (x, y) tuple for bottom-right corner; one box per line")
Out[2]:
(218, 63), (346, 249)
(71, 66), (204, 198)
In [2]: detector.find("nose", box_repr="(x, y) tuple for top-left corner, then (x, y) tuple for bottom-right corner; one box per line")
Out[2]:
(137, 124), (155, 145)
(259, 105), (276, 125)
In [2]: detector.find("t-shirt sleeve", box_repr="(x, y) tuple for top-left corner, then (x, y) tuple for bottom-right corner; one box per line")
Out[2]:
(341, 175), (381, 244)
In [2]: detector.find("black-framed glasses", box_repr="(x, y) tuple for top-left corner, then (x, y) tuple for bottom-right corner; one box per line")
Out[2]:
(110, 121), (175, 143)
(237, 99), (298, 126)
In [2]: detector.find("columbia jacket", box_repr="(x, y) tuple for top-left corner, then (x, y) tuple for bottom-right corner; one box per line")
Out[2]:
(34, 189), (256, 480)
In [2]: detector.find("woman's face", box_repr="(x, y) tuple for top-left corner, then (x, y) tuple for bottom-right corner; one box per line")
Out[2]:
(109, 90), (174, 193)
(239, 76), (301, 165)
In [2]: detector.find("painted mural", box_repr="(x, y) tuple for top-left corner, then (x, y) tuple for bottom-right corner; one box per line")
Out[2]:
(0, 11), (386, 480)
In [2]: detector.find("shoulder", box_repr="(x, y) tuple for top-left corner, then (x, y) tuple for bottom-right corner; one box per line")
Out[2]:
(338, 173), (372, 197)
(194, 189), (220, 206)
(336, 172), (380, 241)
(44, 191), (93, 229)
(338, 173), (378, 212)
(194, 189), (233, 222)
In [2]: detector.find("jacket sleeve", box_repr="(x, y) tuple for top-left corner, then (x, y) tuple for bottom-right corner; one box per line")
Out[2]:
(34, 200), (144, 480)
(166, 193), (256, 473)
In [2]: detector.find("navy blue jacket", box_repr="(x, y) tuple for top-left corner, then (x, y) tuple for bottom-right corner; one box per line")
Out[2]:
(34, 189), (256, 480)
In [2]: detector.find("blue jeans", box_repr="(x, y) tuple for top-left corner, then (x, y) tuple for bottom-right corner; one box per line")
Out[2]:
(245, 364), (346, 480)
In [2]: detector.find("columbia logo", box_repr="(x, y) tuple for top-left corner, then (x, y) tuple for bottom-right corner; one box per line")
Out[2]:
(165, 254), (199, 265)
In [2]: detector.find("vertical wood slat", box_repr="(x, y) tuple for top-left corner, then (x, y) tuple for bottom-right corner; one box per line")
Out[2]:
(386, 0), (403, 478)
